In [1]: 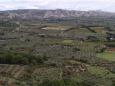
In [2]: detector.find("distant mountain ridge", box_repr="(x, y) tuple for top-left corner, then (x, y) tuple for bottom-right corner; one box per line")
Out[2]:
(0, 9), (115, 20)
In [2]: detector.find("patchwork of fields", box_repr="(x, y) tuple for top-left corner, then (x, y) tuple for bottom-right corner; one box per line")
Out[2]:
(0, 19), (114, 86)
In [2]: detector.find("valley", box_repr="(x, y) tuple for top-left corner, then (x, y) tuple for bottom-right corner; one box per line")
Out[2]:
(0, 9), (115, 86)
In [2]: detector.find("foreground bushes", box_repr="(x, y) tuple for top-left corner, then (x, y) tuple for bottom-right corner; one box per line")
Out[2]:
(38, 79), (114, 86)
(0, 51), (49, 65)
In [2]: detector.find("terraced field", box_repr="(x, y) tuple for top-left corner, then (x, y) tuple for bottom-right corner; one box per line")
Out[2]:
(0, 19), (114, 86)
(0, 65), (26, 78)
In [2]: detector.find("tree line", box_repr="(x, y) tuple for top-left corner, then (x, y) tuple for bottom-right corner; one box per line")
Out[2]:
(0, 51), (49, 65)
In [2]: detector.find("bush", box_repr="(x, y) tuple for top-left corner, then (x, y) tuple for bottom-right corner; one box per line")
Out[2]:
(0, 51), (49, 65)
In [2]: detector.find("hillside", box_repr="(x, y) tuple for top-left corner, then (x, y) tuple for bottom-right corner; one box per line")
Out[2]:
(1, 9), (115, 20)
(0, 9), (115, 86)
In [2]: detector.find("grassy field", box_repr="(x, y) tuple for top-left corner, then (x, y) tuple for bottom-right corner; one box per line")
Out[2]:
(62, 40), (74, 44)
(97, 51), (115, 61)
(88, 66), (115, 78)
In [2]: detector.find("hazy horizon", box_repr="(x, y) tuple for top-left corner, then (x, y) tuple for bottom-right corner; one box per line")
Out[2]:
(0, 0), (115, 12)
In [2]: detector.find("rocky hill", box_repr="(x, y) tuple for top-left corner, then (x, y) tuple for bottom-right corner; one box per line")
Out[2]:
(0, 9), (115, 20)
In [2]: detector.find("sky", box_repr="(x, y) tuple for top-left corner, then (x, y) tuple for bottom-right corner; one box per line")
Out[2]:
(0, 0), (115, 12)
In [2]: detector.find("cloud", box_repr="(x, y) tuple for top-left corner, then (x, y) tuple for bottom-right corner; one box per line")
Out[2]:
(0, 0), (115, 12)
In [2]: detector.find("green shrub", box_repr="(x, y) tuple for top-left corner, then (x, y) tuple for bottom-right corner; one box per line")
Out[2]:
(0, 51), (49, 65)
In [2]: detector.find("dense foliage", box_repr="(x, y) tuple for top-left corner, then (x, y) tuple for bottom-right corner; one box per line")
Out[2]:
(0, 51), (49, 65)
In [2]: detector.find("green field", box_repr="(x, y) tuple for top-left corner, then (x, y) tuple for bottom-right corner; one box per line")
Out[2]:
(97, 51), (115, 61)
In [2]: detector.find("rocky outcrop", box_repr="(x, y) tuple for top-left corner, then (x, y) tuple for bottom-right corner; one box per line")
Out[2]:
(0, 9), (115, 20)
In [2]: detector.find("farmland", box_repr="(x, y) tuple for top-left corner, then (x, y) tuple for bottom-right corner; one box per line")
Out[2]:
(97, 51), (115, 61)
(0, 9), (115, 86)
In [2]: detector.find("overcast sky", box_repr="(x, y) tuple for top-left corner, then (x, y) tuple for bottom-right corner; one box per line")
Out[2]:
(0, 0), (115, 12)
